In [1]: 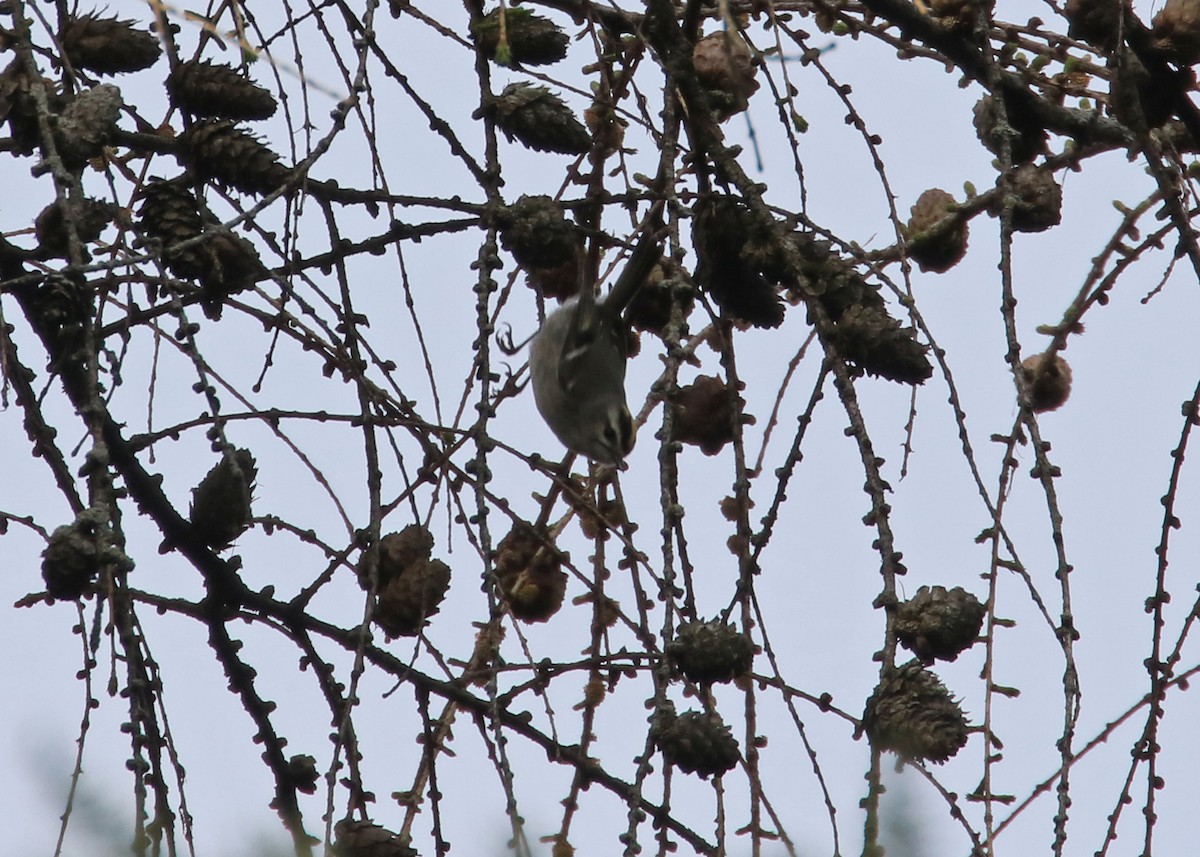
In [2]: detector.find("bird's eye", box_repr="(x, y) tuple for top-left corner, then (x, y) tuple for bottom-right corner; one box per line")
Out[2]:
(602, 425), (618, 445)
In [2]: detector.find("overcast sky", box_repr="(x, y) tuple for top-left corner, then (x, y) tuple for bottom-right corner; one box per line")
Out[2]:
(4, 2), (1200, 856)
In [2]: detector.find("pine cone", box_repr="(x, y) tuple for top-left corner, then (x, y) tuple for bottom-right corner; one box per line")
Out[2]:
(831, 303), (933, 385)
(526, 258), (582, 301)
(178, 120), (291, 195)
(0, 59), (68, 155)
(28, 273), (93, 382)
(375, 558), (451, 637)
(167, 60), (277, 120)
(654, 705), (740, 778)
(667, 620), (754, 684)
(925, 0), (990, 32)
(368, 524), (436, 587)
(904, 188), (968, 274)
(30, 273), (94, 361)
(692, 196), (785, 328)
(1108, 48), (1194, 131)
(895, 585), (986, 663)
(189, 449), (257, 549)
(787, 233), (885, 321)
(1152, 0), (1200, 64)
(54, 84), (123, 169)
(670, 375), (742, 456)
(1020, 352), (1072, 412)
(997, 165), (1063, 233)
(332, 819), (418, 857)
(61, 13), (161, 76)
(42, 517), (102, 600)
(572, 488), (628, 541)
(973, 93), (1047, 165)
(625, 259), (694, 336)
(194, 230), (266, 319)
(494, 524), (568, 622)
(138, 177), (206, 257)
(862, 661), (969, 764)
(496, 195), (583, 270)
(473, 7), (570, 67)
(764, 232), (930, 383)
(32, 271), (93, 327)
(137, 177), (265, 319)
(480, 82), (590, 156)
(1065, 0), (1128, 50)
(692, 32), (760, 121)
(359, 525), (451, 638)
(35, 197), (118, 259)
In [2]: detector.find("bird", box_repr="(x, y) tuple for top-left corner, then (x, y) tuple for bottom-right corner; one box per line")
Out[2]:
(528, 203), (665, 464)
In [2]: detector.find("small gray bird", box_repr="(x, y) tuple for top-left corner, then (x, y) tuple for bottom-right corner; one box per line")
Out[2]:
(529, 206), (664, 464)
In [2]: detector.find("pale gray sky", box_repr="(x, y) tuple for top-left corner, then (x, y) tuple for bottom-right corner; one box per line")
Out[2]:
(4, 2), (1200, 856)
